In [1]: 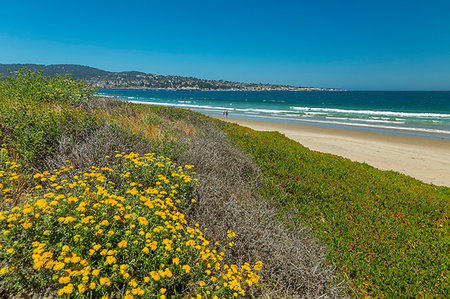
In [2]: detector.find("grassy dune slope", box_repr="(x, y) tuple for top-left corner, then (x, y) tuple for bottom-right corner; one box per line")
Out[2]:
(0, 70), (339, 297)
(223, 123), (449, 297)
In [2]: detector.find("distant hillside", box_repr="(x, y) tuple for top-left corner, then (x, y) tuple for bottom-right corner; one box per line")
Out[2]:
(0, 63), (337, 91)
(0, 64), (110, 80)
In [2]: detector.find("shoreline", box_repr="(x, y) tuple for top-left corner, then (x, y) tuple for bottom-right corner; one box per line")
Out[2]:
(215, 117), (450, 187)
(98, 88), (339, 91)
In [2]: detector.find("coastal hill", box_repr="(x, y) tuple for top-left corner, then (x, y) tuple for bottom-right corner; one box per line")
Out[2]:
(0, 63), (337, 91)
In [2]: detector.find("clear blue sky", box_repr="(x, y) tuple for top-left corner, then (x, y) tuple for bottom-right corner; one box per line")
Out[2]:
(1, 0), (449, 90)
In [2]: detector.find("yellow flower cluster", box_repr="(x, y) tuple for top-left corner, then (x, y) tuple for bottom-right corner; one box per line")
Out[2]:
(0, 151), (262, 297)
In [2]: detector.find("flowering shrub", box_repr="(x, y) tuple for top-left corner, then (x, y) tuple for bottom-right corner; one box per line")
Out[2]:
(0, 150), (261, 298)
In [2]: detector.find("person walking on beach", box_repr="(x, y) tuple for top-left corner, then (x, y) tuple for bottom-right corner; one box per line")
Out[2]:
(225, 111), (228, 117)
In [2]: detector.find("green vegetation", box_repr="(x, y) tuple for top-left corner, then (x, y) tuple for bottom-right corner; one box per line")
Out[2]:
(0, 69), (99, 165)
(223, 123), (449, 297)
(0, 70), (263, 298)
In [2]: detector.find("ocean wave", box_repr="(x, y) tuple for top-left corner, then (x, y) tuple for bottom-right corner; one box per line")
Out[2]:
(290, 106), (450, 118)
(128, 100), (228, 111)
(238, 113), (450, 135)
(325, 117), (405, 124)
(127, 100), (293, 114)
(96, 94), (115, 98)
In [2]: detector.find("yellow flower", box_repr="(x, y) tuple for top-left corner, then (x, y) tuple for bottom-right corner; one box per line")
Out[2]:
(105, 255), (117, 265)
(142, 247), (149, 254)
(92, 269), (100, 276)
(149, 241), (158, 251)
(6, 248), (14, 255)
(128, 279), (138, 287)
(254, 261), (263, 271)
(227, 230), (236, 238)
(0, 267), (9, 275)
(53, 262), (65, 271)
(59, 276), (71, 284)
(160, 288), (167, 294)
(99, 277), (111, 286)
(127, 188), (139, 196)
(118, 240), (128, 248)
(71, 256), (81, 263)
(150, 271), (160, 281)
(89, 282), (96, 289)
(78, 283), (87, 293)
(22, 221), (32, 229)
(138, 217), (148, 226)
(182, 265), (191, 273)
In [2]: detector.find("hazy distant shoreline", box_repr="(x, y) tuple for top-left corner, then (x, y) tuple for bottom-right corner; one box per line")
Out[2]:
(0, 64), (340, 91)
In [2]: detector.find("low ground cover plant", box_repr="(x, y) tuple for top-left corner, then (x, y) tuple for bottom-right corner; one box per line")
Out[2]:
(223, 123), (449, 297)
(0, 149), (262, 297)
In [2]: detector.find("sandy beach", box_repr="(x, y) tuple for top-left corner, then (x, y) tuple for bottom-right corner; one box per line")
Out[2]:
(215, 117), (450, 187)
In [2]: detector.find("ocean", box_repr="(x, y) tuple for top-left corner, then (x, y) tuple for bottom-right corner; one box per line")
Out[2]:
(98, 90), (450, 141)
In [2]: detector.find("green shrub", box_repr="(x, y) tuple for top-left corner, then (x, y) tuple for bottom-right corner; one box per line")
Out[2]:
(0, 69), (101, 166)
(0, 68), (95, 106)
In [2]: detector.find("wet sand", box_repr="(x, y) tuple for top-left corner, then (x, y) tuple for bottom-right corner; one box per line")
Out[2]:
(215, 117), (450, 187)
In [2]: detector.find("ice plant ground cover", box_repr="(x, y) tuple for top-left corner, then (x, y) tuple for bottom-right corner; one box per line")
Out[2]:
(223, 123), (449, 297)
(0, 148), (261, 297)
